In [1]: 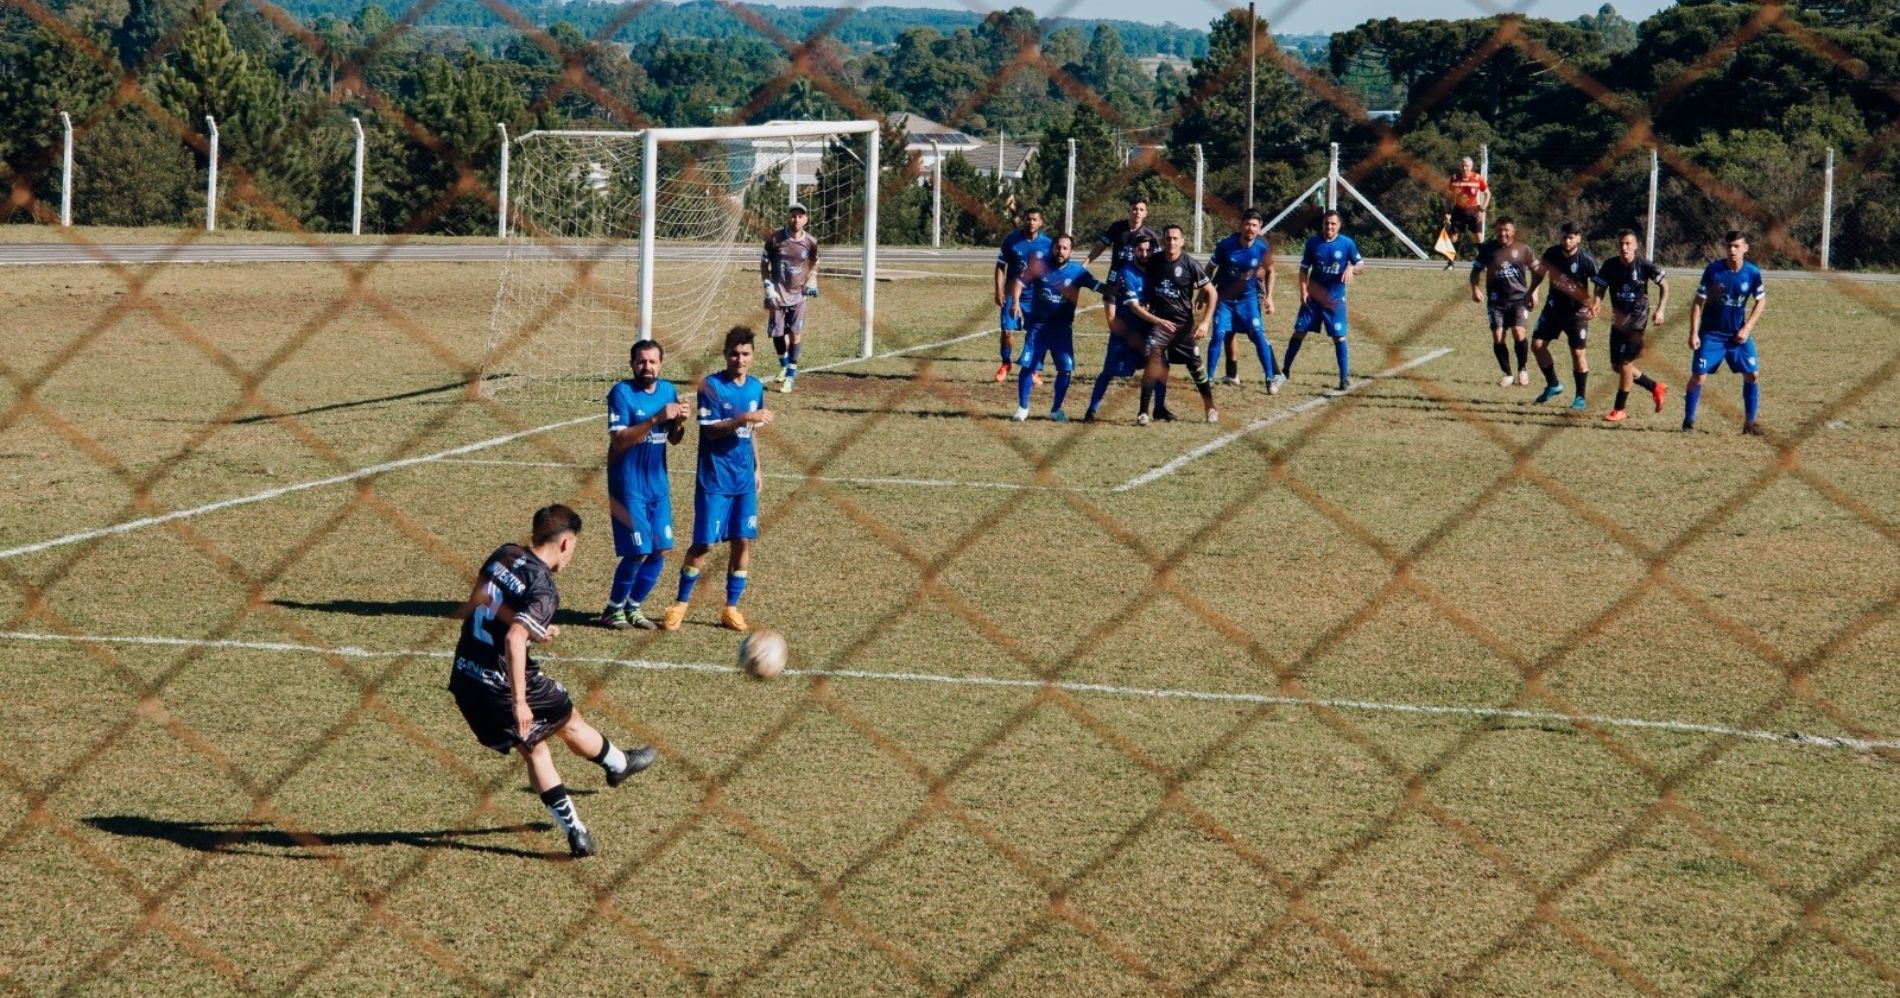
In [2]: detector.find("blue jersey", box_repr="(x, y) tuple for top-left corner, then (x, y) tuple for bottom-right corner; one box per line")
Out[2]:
(1301, 234), (1362, 299)
(1695, 260), (1764, 337)
(694, 372), (765, 496)
(1025, 260), (1103, 327)
(606, 379), (678, 500)
(1212, 234), (1270, 299)
(996, 229), (1052, 286)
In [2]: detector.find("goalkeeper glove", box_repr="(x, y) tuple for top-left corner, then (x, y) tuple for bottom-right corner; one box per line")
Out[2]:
(804, 281), (819, 298)
(762, 279), (784, 308)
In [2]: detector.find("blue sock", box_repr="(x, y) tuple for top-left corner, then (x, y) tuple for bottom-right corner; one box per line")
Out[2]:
(1051, 372), (1072, 412)
(1206, 332), (1224, 374)
(1086, 369), (1114, 413)
(1743, 381), (1759, 422)
(609, 556), (639, 605)
(1685, 384), (1702, 424)
(676, 565), (700, 604)
(1283, 336), (1304, 374)
(1253, 330), (1278, 379)
(1333, 338), (1350, 382)
(1017, 367), (1034, 409)
(630, 553), (666, 605)
(1000, 338), (1013, 365)
(1154, 381), (1169, 412)
(726, 570), (748, 607)
(786, 342), (800, 378)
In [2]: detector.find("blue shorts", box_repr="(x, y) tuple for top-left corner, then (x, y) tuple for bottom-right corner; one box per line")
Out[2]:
(1294, 298), (1348, 338)
(610, 492), (674, 556)
(999, 296), (1024, 333)
(1019, 322), (1076, 374)
(1213, 297), (1263, 338)
(692, 488), (759, 547)
(1692, 334), (1759, 376)
(1100, 333), (1145, 378)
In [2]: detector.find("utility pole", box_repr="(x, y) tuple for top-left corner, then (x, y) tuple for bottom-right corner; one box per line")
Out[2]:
(1246, 1), (1257, 208)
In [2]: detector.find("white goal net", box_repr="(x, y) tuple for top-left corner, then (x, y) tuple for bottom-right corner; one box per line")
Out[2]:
(483, 121), (882, 402)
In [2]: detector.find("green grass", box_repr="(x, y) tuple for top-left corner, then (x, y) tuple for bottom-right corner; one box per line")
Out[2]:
(2, 254), (1898, 995)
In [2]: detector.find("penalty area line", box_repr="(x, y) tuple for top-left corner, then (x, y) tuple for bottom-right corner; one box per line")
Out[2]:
(2, 628), (1895, 756)
(0, 414), (599, 563)
(799, 327), (997, 375)
(1111, 347), (1453, 493)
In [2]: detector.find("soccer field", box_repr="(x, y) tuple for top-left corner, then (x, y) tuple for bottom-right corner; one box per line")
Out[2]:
(3, 256), (1899, 994)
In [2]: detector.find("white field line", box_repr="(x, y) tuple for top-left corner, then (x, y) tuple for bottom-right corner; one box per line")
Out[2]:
(2, 628), (1894, 755)
(1111, 347), (1454, 493)
(799, 327), (995, 374)
(435, 458), (1086, 492)
(0, 415), (599, 562)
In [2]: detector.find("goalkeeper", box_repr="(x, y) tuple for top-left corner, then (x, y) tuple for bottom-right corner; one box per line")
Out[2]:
(761, 204), (819, 394)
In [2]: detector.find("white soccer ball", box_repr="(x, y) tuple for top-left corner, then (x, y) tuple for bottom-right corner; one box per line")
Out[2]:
(738, 630), (787, 681)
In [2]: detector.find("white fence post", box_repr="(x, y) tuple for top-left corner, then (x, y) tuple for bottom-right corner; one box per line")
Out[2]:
(59, 111), (73, 227)
(204, 115), (218, 232)
(350, 117), (365, 236)
(1821, 146), (1834, 270)
(997, 131), (1005, 182)
(497, 123), (510, 239)
(930, 138), (942, 248)
(1064, 138), (1075, 237)
(1193, 143), (1204, 254)
(788, 139), (797, 206)
(860, 127), (879, 358)
(1327, 142), (1339, 211)
(1479, 142), (1489, 241)
(1646, 147), (1658, 262)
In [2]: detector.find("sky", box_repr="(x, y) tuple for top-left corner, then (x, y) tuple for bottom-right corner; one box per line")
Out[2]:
(831, 0), (1678, 36)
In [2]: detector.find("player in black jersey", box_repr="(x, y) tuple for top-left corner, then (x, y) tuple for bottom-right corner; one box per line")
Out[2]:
(1126, 224), (1219, 424)
(1527, 221), (1605, 411)
(1468, 218), (1538, 388)
(1086, 196), (1158, 285)
(449, 504), (656, 857)
(1597, 229), (1670, 423)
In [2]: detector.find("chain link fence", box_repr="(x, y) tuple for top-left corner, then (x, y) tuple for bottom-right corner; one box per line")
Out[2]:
(3, 0), (1899, 993)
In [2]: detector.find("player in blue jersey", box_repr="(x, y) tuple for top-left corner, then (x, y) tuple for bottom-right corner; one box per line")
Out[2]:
(1085, 230), (1158, 422)
(451, 504), (657, 857)
(1284, 210), (1364, 392)
(994, 207), (1052, 383)
(1684, 230), (1766, 434)
(1008, 233), (1105, 421)
(661, 326), (774, 632)
(1207, 208), (1281, 393)
(600, 340), (686, 630)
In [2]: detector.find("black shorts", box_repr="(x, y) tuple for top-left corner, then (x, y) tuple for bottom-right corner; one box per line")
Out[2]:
(1487, 299), (1529, 331)
(449, 659), (574, 754)
(1449, 209), (1482, 235)
(1533, 309), (1589, 350)
(1609, 328), (1647, 367)
(1611, 306), (1650, 335)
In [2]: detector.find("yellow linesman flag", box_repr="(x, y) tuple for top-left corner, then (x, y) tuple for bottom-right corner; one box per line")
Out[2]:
(1434, 227), (1457, 261)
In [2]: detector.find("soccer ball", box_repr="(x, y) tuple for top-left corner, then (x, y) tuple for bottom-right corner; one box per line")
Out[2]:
(738, 630), (787, 680)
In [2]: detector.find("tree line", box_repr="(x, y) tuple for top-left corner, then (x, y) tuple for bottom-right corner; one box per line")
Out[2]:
(2, 0), (1896, 267)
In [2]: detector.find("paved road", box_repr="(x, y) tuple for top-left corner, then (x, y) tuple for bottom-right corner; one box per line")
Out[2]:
(0, 241), (1893, 283)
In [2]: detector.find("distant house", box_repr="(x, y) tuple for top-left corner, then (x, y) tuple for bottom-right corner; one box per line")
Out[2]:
(741, 115), (1034, 194)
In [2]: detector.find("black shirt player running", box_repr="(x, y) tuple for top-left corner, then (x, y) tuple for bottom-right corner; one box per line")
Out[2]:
(1527, 221), (1605, 410)
(1469, 217), (1538, 388)
(1597, 228), (1671, 423)
(449, 504), (657, 857)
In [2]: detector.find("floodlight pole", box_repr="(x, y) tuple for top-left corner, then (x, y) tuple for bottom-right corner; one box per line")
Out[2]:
(1193, 143), (1204, 253)
(497, 123), (510, 238)
(59, 111), (73, 227)
(1478, 143), (1489, 240)
(930, 138), (942, 248)
(1327, 141), (1339, 211)
(1821, 146), (1834, 270)
(1064, 138), (1076, 236)
(1645, 146), (1658, 261)
(350, 116), (365, 236)
(788, 139), (798, 206)
(638, 128), (657, 342)
(1246, 1), (1257, 208)
(204, 115), (218, 232)
(860, 127), (879, 358)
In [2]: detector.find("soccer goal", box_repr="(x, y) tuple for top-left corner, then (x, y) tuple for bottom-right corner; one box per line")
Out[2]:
(483, 120), (882, 401)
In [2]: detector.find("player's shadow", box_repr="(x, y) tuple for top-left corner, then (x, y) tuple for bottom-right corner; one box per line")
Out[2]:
(228, 377), (481, 425)
(272, 599), (598, 630)
(84, 815), (560, 859)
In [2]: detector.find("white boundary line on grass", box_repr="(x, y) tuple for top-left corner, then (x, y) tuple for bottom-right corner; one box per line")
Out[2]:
(0, 415), (601, 563)
(434, 458), (1083, 492)
(1111, 347), (1454, 493)
(799, 327), (995, 374)
(1, 628), (1893, 755)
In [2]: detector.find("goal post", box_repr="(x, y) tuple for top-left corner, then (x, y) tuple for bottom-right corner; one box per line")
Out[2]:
(484, 120), (882, 401)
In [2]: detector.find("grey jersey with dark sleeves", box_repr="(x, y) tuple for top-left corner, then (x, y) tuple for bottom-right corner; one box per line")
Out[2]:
(763, 228), (819, 306)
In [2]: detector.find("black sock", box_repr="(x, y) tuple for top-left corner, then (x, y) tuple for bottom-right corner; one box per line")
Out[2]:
(1139, 384), (1152, 415)
(1575, 369), (1588, 397)
(539, 785), (584, 835)
(1514, 340), (1529, 371)
(1283, 336), (1304, 374)
(1615, 389), (1630, 410)
(1634, 373), (1656, 391)
(1492, 342), (1512, 375)
(1540, 363), (1558, 387)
